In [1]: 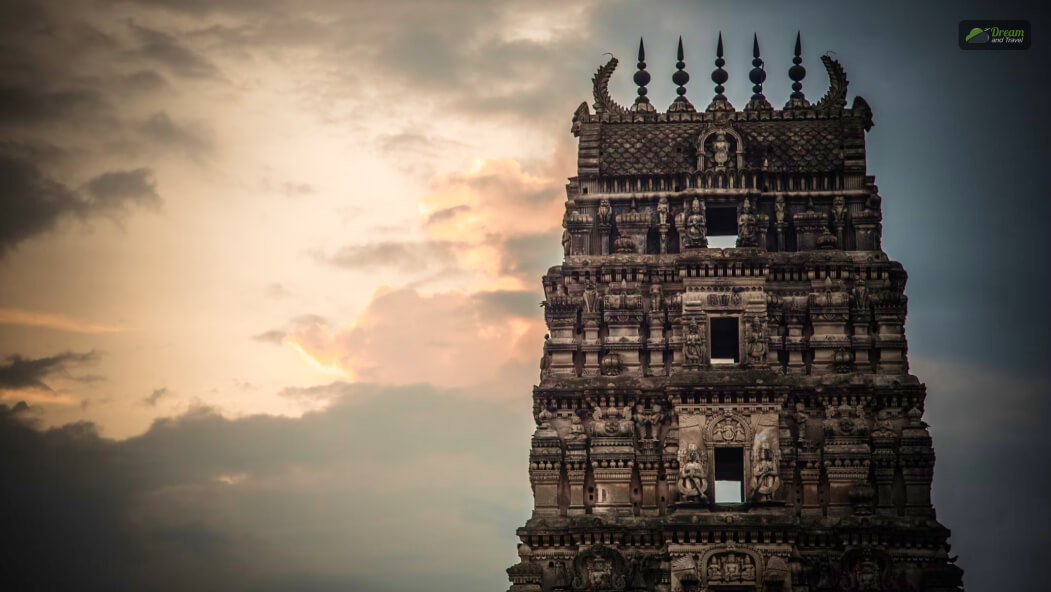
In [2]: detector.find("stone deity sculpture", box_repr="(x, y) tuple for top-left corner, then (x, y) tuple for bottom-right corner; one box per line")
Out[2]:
(657, 195), (669, 225)
(685, 198), (707, 247)
(676, 443), (708, 502)
(750, 444), (781, 502)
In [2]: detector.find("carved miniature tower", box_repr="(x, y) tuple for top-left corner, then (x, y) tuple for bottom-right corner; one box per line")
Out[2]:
(506, 33), (964, 592)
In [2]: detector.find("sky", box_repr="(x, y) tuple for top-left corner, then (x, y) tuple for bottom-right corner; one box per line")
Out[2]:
(0, 0), (1048, 590)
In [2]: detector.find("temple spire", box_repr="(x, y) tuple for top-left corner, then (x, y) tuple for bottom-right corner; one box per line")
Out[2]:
(631, 38), (655, 112)
(706, 32), (733, 112)
(745, 33), (772, 111)
(785, 31), (810, 109)
(669, 36), (695, 112)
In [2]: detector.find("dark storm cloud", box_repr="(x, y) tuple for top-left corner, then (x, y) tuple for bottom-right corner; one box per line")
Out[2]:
(83, 168), (161, 211)
(119, 69), (170, 94)
(130, 23), (222, 80)
(141, 386), (170, 406)
(0, 351), (98, 391)
(138, 112), (213, 155)
(0, 85), (108, 125)
(311, 240), (462, 272)
(0, 153), (162, 254)
(425, 205), (471, 225)
(0, 383), (531, 591)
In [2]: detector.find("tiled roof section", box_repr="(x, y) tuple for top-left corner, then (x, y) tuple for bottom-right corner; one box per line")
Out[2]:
(596, 118), (855, 175)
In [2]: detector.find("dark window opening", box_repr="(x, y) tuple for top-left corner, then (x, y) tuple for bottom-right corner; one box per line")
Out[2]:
(710, 317), (740, 364)
(714, 447), (744, 503)
(706, 206), (738, 249)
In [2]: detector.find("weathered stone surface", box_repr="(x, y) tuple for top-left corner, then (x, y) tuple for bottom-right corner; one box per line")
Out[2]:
(510, 39), (962, 592)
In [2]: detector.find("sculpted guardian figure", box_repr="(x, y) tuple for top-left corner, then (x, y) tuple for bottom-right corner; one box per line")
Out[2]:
(676, 443), (708, 502)
(750, 444), (781, 502)
(685, 198), (707, 247)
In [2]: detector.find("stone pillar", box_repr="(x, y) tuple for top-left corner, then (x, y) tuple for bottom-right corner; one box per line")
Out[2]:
(852, 211), (881, 251)
(647, 308), (667, 376)
(874, 302), (908, 374)
(565, 423), (589, 516)
(588, 407), (636, 517)
(899, 407), (935, 518)
(603, 282), (644, 376)
(821, 404), (872, 516)
(793, 207), (827, 251)
(529, 424), (564, 516)
(870, 423), (899, 515)
(783, 298), (807, 374)
(797, 439), (822, 518)
(807, 280), (850, 374)
(581, 316), (601, 377)
(566, 210), (594, 256)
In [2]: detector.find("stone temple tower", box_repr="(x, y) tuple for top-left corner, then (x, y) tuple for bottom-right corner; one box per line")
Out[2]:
(506, 35), (964, 592)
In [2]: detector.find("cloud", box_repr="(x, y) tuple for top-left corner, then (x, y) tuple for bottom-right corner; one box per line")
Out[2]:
(0, 153), (162, 255)
(0, 307), (123, 333)
(0, 383), (533, 591)
(83, 168), (161, 212)
(138, 112), (213, 156)
(142, 387), (170, 406)
(0, 351), (98, 392)
(130, 23), (222, 80)
(418, 156), (568, 289)
(283, 287), (543, 389)
(311, 240), (462, 273)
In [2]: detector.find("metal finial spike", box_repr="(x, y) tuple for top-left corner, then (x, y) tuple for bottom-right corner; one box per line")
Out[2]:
(633, 37), (651, 105)
(749, 33), (766, 100)
(672, 36), (691, 103)
(788, 31), (807, 101)
(709, 32), (730, 108)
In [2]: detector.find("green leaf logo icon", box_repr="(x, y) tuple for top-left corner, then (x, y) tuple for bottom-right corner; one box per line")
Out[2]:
(965, 27), (991, 43)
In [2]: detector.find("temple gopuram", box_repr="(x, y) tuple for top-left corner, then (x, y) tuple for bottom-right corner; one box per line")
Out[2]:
(506, 34), (964, 592)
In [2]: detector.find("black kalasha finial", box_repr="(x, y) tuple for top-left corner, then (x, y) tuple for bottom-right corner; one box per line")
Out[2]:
(633, 38), (650, 105)
(749, 33), (766, 100)
(669, 36), (695, 112)
(674, 37), (689, 99)
(707, 32), (732, 112)
(784, 31), (810, 109)
(790, 31), (806, 98)
(745, 33), (772, 111)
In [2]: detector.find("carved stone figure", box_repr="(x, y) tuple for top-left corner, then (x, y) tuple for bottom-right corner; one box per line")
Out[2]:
(649, 284), (662, 312)
(683, 318), (705, 363)
(583, 279), (599, 313)
(562, 228), (571, 256)
(775, 194), (786, 224)
(737, 197), (757, 247)
(712, 132), (730, 167)
(657, 195), (670, 225)
(676, 443), (708, 502)
(746, 316), (766, 364)
(684, 198), (707, 247)
(567, 412), (588, 444)
(713, 417), (744, 442)
(852, 279), (869, 310)
(750, 443), (781, 502)
(832, 195), (846, 225)
(597, 199), (612, 225)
